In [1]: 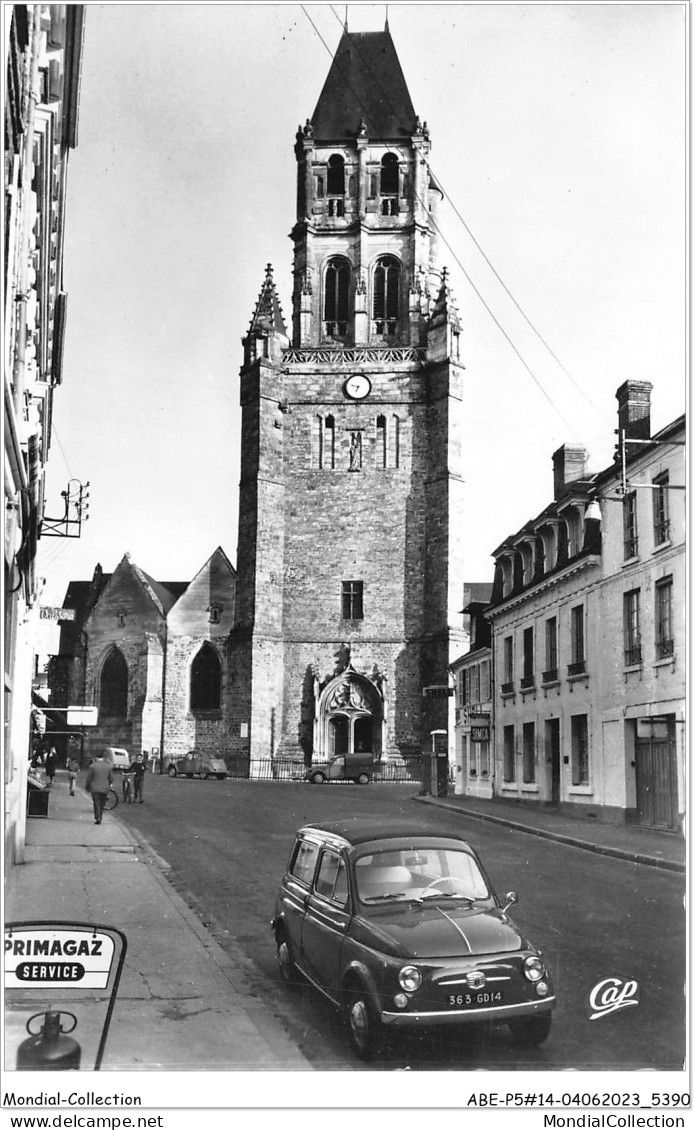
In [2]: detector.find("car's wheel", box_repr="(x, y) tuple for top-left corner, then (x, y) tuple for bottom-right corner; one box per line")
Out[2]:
(276, 931), (299, 986)
(357, 772), (371, 785)
(202, 772), (210, 780)
(168, 766), (177, 778)
(344, 984), (380, 1060)
(508, 1013), (552, 1047)
(310, 771), (326, 784)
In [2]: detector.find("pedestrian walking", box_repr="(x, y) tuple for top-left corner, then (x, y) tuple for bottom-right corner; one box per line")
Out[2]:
(85, 752), (113, 825)
(67, 755), (80, 796)
(132, 753), (146, 804)
(45, 748), (58, 788)
(121, 762), (133, 803)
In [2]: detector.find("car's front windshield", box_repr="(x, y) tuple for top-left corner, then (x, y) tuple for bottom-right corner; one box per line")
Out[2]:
(355, 846), (490, 904)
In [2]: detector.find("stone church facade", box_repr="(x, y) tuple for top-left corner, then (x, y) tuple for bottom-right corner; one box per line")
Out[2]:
(227, 27), (467, 772)
(49, 549), (236, 764)
(50, 27), (469, 775)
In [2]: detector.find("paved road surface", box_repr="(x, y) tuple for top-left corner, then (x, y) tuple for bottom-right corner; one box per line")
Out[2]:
(114, 774), (686, 1072)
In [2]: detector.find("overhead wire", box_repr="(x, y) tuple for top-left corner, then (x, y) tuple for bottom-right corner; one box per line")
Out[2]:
(302, 5), (606, 435)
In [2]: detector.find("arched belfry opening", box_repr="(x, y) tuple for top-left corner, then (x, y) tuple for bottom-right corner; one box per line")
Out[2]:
(316, 669), (383, 761)
(100, 646), (128, 718)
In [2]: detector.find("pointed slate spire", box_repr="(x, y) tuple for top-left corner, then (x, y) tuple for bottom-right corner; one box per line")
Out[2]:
(311, 28), (416, 141)
(428, 267), (461, 331)
(246, 263), (287, 338)
(243, 264), (289, 367)
(426, 267), (464, 365)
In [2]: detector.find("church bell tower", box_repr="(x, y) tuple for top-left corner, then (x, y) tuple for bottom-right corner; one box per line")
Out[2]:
(230, 25), (466, 774)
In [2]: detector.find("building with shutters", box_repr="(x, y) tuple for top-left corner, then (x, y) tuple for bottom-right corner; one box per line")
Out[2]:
(226, 25), (468, 774)
(4, 5), (85, 871)
(486, 383), (684, 830)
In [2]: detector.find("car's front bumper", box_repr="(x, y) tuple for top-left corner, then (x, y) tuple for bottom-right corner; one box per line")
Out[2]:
(380, 995), (556, 1028)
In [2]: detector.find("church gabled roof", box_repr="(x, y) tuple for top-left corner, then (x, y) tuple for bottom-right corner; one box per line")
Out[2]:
(245, 264), (287, 339)
(310, 29), (417, 141)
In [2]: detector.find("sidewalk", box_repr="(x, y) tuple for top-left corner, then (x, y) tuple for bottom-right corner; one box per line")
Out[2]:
(4, 774), (312, 1071)
(414, 791), (686, 873)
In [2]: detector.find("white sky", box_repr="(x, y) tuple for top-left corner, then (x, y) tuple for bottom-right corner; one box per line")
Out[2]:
(37, 2), (686, 645)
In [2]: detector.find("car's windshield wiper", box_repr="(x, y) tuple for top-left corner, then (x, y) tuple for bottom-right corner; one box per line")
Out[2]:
(415, 892), (477, 904)
(362, 892), (411, 903)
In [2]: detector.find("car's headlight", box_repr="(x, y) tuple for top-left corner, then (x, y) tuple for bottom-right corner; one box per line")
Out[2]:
(398, 965), (422, 992)
(523, 956), (545, 982)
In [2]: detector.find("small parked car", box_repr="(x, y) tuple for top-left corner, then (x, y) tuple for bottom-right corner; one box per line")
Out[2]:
(305, 752), (374, 785)
(103, 747), (131, 773)
(272, 817), (555, 1059)
(167, 750), (228, 780)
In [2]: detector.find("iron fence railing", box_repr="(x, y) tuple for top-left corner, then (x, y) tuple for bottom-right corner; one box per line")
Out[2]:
(221, 756), (424, 784)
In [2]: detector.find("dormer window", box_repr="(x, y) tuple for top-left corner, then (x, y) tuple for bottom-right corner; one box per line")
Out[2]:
(323, 257), (350, 338)
(372, 256), (400, 337)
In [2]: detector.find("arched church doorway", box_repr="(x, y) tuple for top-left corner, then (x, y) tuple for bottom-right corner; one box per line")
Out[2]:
(317, 670), (382, 761)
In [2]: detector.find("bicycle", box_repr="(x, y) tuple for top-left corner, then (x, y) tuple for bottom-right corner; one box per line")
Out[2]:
(122, 773), (133, 804)
(104, 786), (119, 811)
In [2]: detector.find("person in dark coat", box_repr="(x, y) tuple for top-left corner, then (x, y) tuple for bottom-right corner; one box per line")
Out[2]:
(131, 753), (146, 804)
(45, 748), (58, 787)
(85, 753), (113, 825)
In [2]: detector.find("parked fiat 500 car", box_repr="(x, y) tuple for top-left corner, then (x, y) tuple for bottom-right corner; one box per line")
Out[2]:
(272, 818), (555, 1059)
(103, 747), (131, 772)
(306, 753), (374, 785)
(167, 751), (228, 780)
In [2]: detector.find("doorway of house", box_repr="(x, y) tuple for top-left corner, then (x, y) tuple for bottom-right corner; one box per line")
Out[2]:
(634, 716), (677, 830)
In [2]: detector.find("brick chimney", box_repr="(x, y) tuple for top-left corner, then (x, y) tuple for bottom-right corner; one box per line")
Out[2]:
(616, 380), (652, 440)
(553, 444), (587, 500)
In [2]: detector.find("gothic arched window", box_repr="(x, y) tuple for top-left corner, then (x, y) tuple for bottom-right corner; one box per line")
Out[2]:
(327, 154), (345, 195)
(323, 257), (350, 338)
(373, 256), (400, 337)
(190, 645), (221, 711)
(380, 153), (399, 195)
(100, 648), (128, 718)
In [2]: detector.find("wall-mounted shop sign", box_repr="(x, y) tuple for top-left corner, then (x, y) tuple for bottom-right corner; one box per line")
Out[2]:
(39, 607), (76, 621)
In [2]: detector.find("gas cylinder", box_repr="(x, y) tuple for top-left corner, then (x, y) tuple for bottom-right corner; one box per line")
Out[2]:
(17, 1010), (81, 1070)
